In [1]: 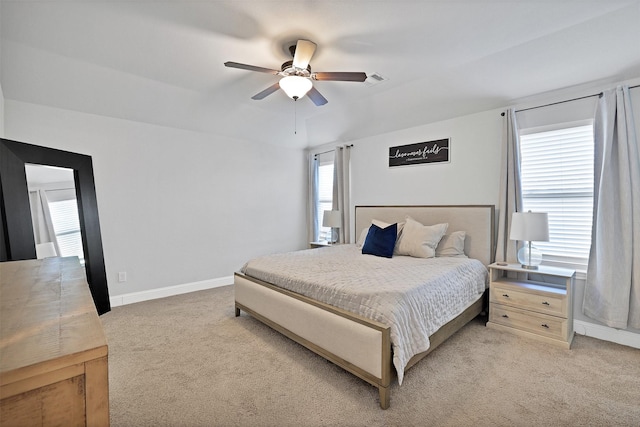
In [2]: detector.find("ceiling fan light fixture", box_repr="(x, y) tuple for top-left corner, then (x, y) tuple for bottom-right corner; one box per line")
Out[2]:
(279, 75), (312, 100)
(225, 38), (367, 106)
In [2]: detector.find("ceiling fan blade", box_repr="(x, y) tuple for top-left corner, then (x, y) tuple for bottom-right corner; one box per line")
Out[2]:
(292, 40), (317, 69)
(307, 87), (328, 106)
(224, 61), (279, 75)
(313, 72), (367, 82)
(251, 83), (281, 100)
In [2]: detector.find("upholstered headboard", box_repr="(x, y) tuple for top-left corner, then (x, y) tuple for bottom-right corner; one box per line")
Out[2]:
(354, 205), (495, 266)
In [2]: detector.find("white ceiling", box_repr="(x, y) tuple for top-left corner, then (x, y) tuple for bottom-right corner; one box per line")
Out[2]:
(2, 1), (639, 148)
(25, 164), (74, 187)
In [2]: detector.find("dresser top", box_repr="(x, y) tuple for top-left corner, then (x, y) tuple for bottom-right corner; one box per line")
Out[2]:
(489, 262), (576, 278)
(0, 257), (107, 384)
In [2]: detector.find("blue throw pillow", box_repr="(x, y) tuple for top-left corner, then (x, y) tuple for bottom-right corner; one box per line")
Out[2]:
(362, 223), (398, 258)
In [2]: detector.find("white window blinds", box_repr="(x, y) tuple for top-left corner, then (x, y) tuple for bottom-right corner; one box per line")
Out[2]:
(49, 198), (84, 262)
(519, 124), (594, 269)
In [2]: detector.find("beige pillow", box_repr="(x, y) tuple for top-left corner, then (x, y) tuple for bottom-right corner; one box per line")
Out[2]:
(436, 231), (467, 257)
(356, 228), (369, 247)
(372, 219), (405, 236)
(396, 217), (448, 258)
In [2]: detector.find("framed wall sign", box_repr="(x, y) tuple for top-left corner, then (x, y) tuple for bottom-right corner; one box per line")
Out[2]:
(389, 138), (450, 167)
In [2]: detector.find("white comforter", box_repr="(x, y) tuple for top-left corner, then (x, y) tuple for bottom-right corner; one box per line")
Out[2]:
(241, 244), (488, 384)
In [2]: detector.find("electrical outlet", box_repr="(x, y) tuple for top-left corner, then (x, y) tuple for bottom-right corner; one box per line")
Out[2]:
(118, 272), (127, 282)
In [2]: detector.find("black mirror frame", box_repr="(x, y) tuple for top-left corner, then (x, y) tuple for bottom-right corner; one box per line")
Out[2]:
(0, 139), (110, 315)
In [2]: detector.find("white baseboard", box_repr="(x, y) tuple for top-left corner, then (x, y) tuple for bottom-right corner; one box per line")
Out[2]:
(109, 276), (234, 308)
(574, 320), (640, 349)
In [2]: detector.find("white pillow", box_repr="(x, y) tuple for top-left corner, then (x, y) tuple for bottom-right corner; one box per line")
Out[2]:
(356, 228), (370, 247)
(395, 217), (448, 258)
(436, 231), (467, 258)
(372, 219), (405, 235)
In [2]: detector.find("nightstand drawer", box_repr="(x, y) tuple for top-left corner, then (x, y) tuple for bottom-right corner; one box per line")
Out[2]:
(490, 304), (568, 341)
(490, 283), (566, 317)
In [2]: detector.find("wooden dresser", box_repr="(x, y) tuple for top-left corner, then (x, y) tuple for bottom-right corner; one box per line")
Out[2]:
(0, 257), (109, 426)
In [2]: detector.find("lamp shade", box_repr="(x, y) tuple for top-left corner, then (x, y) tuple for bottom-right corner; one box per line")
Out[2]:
(322, 210), (342, 228)
(510, 211), (549, 242)
(279, 75), (312, 100)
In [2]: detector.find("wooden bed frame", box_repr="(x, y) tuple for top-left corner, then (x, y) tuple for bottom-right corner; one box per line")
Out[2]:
(234, 205), (495, 409)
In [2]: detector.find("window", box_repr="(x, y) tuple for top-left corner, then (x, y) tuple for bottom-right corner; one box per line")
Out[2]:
(49, 198), (85, 262)
(519, 123), (594, 270)
(314, 152), (334, 242)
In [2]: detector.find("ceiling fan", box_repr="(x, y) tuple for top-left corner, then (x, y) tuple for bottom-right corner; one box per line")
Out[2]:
(224, 39), (367, 106)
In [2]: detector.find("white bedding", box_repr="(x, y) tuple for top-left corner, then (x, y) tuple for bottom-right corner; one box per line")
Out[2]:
(240, 244), (488, 384)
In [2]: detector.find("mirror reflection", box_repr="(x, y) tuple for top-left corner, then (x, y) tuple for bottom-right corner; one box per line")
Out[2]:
(25, 164), (85, 263)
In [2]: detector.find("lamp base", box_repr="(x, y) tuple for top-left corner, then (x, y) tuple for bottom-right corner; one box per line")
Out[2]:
(517, 244), (543, 270)
(329, 228), (337, 245)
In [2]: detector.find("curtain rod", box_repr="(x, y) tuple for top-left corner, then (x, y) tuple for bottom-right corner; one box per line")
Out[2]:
(501, 84), (640, 116)
(313, 144), (354, 158)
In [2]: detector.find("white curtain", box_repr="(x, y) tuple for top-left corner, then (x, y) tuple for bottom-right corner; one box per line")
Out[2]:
(308, 154), (320, 243)
(584, 86), (640, 329)
(332, 145), (351, 243)
(28, 188), (60, 255)
(494, 109), (523, 263)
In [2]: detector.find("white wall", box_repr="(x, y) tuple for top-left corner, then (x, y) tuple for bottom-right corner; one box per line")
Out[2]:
(5, 100), (308, 299)
(351, 108), (503, 210)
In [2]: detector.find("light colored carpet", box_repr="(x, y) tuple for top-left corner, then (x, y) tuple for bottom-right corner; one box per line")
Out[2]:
(101, 285), (640, 427)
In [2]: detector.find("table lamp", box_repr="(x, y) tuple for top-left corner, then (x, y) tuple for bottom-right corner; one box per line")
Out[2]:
(510, 211), (549, 269)
(322, 210), (342, 244)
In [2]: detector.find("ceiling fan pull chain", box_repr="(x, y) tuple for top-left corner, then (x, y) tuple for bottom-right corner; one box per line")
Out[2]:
(294, 99), (298, 135)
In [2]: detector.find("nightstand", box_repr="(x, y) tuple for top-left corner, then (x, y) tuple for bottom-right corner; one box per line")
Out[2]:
(486, 263), (576, 349)
(310, 241), (342, 248)
(309, 241), (331, 248)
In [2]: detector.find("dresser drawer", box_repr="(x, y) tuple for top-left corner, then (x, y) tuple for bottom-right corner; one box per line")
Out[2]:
(490, 283), (566, 317)
(490, 303), (568, 341)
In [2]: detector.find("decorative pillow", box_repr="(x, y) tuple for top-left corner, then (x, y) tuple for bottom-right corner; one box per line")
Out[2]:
(395, 217), (448, 258)
(356, 220), (405, 248)
(436, 231), (467, 258)
(362, 223), (398, 258)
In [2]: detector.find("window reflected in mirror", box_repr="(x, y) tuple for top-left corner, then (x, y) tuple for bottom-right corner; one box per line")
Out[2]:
(25, 164), (85, 263)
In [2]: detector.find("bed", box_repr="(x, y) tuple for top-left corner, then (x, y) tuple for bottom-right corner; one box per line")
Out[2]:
(234, 205), (495, 408)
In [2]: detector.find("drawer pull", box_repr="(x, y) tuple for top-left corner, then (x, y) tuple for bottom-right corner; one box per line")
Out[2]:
(502, 294), (510, 298)
(541, 323), (549, 328)
(542, 301), (550, 306)
(502, 314), (509, 318)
